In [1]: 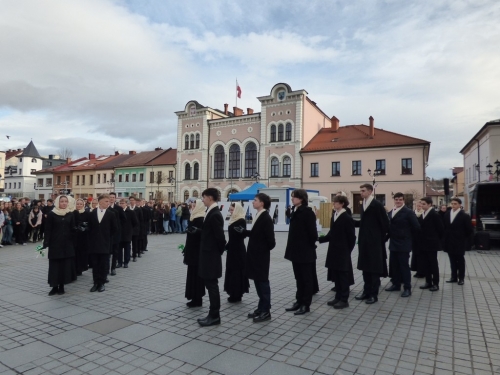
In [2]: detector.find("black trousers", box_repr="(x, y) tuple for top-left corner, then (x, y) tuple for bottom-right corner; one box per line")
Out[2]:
(448, 252), (465, 280)
(118, 241), (131, 265)
(91, 254), (108, 285)
(203, 278), (220, 317)
(132, 235), (139, 258)
(292, 262), (314, 307)
(142, 234), (148, 251)
(333, 271), (350, 302)
(389, 251), (411, 290)
(363, 271), (380, 298)
(422, 251), (439, 286)
(254, 280), (271, 312)
(110, 242), (119, 271)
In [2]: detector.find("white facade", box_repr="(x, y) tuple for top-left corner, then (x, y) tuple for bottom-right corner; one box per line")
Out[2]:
(4, 155), (43, 199)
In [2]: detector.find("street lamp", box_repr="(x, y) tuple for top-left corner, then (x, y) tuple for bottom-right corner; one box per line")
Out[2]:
(168, 176), (176, 202)
(251, 172), (261, 183)
(487, 160), (500, 181)
(367, 168), (382, 195)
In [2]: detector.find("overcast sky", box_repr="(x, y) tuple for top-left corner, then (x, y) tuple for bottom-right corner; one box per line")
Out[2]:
(1, 0), (499, 178)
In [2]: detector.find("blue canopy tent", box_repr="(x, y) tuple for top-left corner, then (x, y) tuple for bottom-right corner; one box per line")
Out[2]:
(228, 183), (267, 201)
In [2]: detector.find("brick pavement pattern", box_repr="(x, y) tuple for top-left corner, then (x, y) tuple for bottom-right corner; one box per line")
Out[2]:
(0, 232), (499, 375)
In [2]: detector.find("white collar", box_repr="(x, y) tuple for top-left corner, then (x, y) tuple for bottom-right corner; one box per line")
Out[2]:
(392, 205), (404, 217)
(364, 196), (374, 208)
(254, 209), (267, 224)
(205, 202), (218, 215)
(422, 208), (432, 218)
(334, 208), (346, 221)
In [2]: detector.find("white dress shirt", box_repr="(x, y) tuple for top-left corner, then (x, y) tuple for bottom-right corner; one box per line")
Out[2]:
(204, 202), (218, 221)
(422, 208), (432, 219)
(97, 208), (106, 223)
(253, 209), (267, 224)
(334, 208), (346, 222)
(363, 196), (374, 211)
(450, 208), (460, 224)
(391, 205), (404, 218)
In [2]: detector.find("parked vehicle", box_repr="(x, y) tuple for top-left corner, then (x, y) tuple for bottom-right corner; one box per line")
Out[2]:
(470, 182), (500, 249)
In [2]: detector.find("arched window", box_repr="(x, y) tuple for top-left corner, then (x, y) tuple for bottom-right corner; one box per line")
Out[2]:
(214, 145), (225, 179)
(193, 190), (199, 198)
(184, 191), (189, 201)
(193, 162), (199, 180)
(278, 124), (284, 141)
(190, 134), (195, 149)
(228, 144), (240, 178)
(185, 163), (191, 180)
(245, 142), (257, 178)
(285, 123), (292, 141)
(184, 135), (189, 150)
(270, 125), (276, 142)
(271, 157), (279, 177)
(195, 134), (200, 149)
(283, 157), (291, 177)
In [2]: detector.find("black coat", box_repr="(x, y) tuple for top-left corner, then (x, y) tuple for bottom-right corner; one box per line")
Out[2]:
(198, 207), (226, 280)
(284, 205), (317, 263)
(11, 209), (27, 226)
(417, 209), (444, 252)
(183, 217), (204, 266)
(88, 209), (118, 254)
(140, 206), (150, 235)
(244, 210), (276, 281)
(131, 206), (142, 236)
(357, 198), (390, 275)
(121, 207), (139, 242)
(443, 210), (473, 255)
(226, 219), (247, 268)
(108, 204), (126, 244)
(181, 206), (191, 220)
(319, 211), (356, 273)
(43, 211), (76, 259)
(387, 206), (420, 252)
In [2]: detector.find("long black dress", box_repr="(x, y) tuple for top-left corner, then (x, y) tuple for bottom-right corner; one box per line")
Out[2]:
(73, 210), (90, 275)
(224, 219), (250, 299)
(183, 217), (206, 302)
(44, 211), (77, 287)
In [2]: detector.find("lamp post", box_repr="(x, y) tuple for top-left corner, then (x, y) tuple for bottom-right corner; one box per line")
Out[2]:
(168, 176), (176, 202)
(107, 178), (115, 194)
(367, 168), (382, 195)
(487, 160), (500, 181)
(251, 172), (261, 183)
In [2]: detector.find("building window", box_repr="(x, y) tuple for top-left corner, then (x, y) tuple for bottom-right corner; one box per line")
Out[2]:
(138, 192), (143, 199)
(376, 159), (386, 175)
(150, 171), (154, 183)
(19, 168), (22, 175)
(31, 169), (36, 174)
(132, 173), (137, 182)
(37, 178), (43, 187)
(65, 175), (70, 182)
(89, 175), (93, 185)
(46, 178), (52, 187)
(118, 192), (122, 197)
(190, 134), (195, 149)
(82, 175), (86, 185)
(375, 194), (386, 207)
(31, 158), (37, 163)
(214, 145), (225, 179)
(332, 162), (340, 176)
(229, 144), (241, 178)
(244, 143), (257, 178)
(125, 174), (129, 182)
(157, 171), (162, 182)
(185, 135), (189, 150)
(76, 176), (79, 185)
(271, 157), (279, 177)
(278, 124), (284, 141)
(402, 158), (412, 174)
(19, 183), (22, 189)
(118, 174), (123, 182)
(104, 173), (107, 182)
(56, 175), (61, 185)
(184, 191), (189, 201)
(169, 170), (173, 178)
(311, 163), (319, 177)
(352, 161), (361, 175)
(97, 174), (101, 184)
(193, 190), (199, 198)
(185, 163), (191, 180)
(193, 163), (199, 180)
(283, 157), (291, 177)
(139, 173), (144, 182)
(285, 123), (292, 141)
(270, 125), (276, 142)
(195, 134), (200, 149)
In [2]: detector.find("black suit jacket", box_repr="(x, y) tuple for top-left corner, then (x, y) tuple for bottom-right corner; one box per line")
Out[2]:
(319, 211), (356, 273)
(198, 206), (226, 280)
(284, 205), (317, 263)
(388, 206), (420, 252)
(443, 210), (472, 255)
(108, 203), (126, 244)
(244, 210), (276, 281)
(131, 206), (142, 236)
(88, 209), (118, 254)
(121, 207), (139, 242)
(418, 209), (444, 252)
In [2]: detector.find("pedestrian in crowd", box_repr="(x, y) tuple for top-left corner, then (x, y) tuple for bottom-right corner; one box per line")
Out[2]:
(443, 197), (473, 286)
(438, 204), (448, 221)
(176, 202), (182, 233)
(355, 183), (390, 305)
(224, 202), (249, 303)
(385, 193), (420, 298)
(91, 200), (98, 210)
(162, 204), (170, 234)
(11, 202), (27, 245)
(140, 199), (150, 253)
(169, 203), (177, 233)
(2, 207), (13, 245)
(73, 198), (90, 276)
(0, 206), (4, 248)
(319, 195), (356, 309)
(183, 199), (206, 307)
(108, 192), (126, 276)
(285, 205), (291, 225)
(153, 204), (164, 234)
(117, 198), (138, 269)
(181, 203), (190, 232)
(236, 193), (276, 323)
(40, 198), (53, 242)
(23, 198), (32, 242)
(43, 195), (77, 296)
(88, 194), (117, 293)
(284, 189), (318, 316)
(418, 197), (444, 292)
(129, 196), (143, 261)
(28, 205), (43, 243)
(411, 201), (425, 278)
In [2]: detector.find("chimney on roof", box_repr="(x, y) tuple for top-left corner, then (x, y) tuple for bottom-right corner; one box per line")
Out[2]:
(89, 153), (96, 159)
(247, 108), (254, 115)
(67, 158), (72, 163)
(154, 147), (163, 151)
(369, 116), (375, 138)
(233, 107), (243, 116)
(114, 151), (119, 156)
(129, 151), (136, 155)
(48, 154), (54, 160)
(331, 116), (340, 132)
(224, 103), (228, 115)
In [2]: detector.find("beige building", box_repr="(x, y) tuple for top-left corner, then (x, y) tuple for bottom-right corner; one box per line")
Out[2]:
(301, 117), (430, 213)
(0, 151), (5, 191)
(451, 167), (465, 201)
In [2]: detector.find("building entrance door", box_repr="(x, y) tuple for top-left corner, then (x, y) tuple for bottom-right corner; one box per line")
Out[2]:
(352, 194), (363, 214)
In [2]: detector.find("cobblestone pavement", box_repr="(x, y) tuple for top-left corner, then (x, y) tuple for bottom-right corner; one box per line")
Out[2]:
(1, 231), (500, 375)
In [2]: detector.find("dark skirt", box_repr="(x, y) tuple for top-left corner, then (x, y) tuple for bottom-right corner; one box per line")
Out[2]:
(48, 257), (77, 287)
(328, 267), (355, 286)
(185, 265), (205, 301)
(75, 236), (89, 275)
(313, 264), (319, 293)
(224, 265), (250, 298)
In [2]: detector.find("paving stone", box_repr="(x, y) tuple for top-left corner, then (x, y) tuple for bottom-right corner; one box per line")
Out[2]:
(167, 340), (226, 366)
(42, 327), (102, 349)
(108, 324), (160, 343)
(135, 331), (191, 354)
(204, 349), (266, 375)
(84, 317), (136, 335)
(253, 359), (314, 375)
(0, 342), (59, 368)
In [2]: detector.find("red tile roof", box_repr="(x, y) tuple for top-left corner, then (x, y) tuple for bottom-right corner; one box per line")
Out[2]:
(301, 125), (430, 153)
(145, 148), (177, 166)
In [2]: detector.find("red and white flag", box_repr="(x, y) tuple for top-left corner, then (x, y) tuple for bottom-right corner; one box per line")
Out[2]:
(236, 80), (242, 99)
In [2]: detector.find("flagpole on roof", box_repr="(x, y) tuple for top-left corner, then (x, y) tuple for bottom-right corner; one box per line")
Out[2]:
(236, 78), (238, 109)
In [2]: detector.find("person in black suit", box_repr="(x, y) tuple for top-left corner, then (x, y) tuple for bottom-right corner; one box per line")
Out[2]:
(191, 188), (226, 327)
(117, 198), (139, 268)
(236, 193), (276, 323)
(355, 183), (390, 304)
(418, 197), (444, 291)
(140, 200), (150, 254)
(108, 192), (126, 276)
(284, 189), (318, 315)
(73, 198), (90, 276)
(318, 195), (356, 309)
(88, 194), (118, 292)
(330, 191), (352, 292)
(443, 197), (473, 285)
(410, 201), (425, 278)
(129, 196), (143, 261)
(385, 192), (420, 297)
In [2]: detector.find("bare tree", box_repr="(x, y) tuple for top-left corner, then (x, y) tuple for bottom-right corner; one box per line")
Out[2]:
(58, 147), (73, 160)
(153, 171), (169, 201)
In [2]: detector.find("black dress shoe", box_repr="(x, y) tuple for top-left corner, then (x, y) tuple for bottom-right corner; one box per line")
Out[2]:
(327, 299), (340, 306)
(420, 283), (432, 289)
(116, 264), (122, 268)
(132, 258), (137, 262)
(98, 284), (105, 292)
(124, 264), (129, 268)
(333, 301), (349, 309)
(90, 284), (98, 292)
(385, 284), (401, 292)
(227, 296), (242, 303)
(365, 297), (378, 304)
(413, 273), (425, 278)
(446, 278), (458, 283)
(355, 292), (368, 300)
(198, 315), (220, 327)
(331, 286), (337, 292)
(285, 302), (301, 312)
(294, 306), (310, 315)
(429, 285), (439, 291)
(253, 312), (271, 322)
(48, 287), (58, 296)
(186, 300), (202, 308)
(138, 254), (142, 258)
(247, 309), (261, 319)
(105, 279), (109, 283)
(458, 280), (464, 285)
(110, 269), (116, 276)
(401, 289), (411, 298)
(57, 285), (65, 295)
